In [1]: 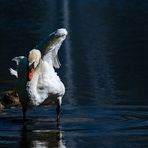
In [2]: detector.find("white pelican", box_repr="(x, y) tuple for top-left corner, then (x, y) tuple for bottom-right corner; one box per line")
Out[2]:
(9, 28), (67, 121)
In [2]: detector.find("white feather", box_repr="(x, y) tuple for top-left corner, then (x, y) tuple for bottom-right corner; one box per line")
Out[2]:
(9, 68), (18, 78)
(38, 28), (67, 69)
(26, 60), (65, 106)
(9, 56), (27, 78)
(12, 56), (26, 65)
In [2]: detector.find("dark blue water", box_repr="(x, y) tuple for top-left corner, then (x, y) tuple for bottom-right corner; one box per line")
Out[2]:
(1, 0), (148, 147)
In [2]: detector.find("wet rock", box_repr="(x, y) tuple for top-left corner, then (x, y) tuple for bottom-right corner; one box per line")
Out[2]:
(0, 90), (20, 109)
(0, 102), (4, 109)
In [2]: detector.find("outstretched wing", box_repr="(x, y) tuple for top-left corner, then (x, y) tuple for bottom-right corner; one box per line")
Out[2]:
(35, 28), (68, 68)
(9, 56), (27, 78)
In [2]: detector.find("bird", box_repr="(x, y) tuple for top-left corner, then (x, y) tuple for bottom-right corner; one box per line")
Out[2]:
(9, 28), (67, 122)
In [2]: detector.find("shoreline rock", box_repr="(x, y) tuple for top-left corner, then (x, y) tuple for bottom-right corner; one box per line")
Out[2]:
(0, 90), (20, 109)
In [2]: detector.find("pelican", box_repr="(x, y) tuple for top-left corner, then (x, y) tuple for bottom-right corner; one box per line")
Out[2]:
(9, 28), (67, 121)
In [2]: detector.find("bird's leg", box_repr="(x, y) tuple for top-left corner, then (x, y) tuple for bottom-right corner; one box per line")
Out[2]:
(56, 102), (61, 122)
(22, 107), (26, 122)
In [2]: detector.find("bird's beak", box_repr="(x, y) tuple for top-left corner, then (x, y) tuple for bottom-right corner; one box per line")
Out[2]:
(28, 62), (35, 81)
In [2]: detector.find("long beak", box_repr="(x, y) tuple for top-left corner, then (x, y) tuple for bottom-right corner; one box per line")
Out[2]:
(28, 62), (35, 81)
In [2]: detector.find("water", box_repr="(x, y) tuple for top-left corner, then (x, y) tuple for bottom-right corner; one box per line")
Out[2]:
(0, 0), (148, 147)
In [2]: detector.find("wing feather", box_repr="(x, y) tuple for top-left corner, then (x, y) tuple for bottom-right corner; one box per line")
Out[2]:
(9, 68), (18, 78)
(9, 56), (27, 78)
(35, 28), (67, 68)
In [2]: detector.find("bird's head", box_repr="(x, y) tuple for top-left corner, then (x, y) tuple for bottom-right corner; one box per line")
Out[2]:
(28, 49), (41, 81)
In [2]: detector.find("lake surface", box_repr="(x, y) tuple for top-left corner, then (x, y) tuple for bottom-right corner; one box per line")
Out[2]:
(0, 0), (148, 147)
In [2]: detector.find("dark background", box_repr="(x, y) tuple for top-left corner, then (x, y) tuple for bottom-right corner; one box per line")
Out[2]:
(0, 0), (148, 147)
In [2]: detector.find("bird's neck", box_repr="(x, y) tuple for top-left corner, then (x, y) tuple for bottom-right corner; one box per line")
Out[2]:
(26, 59), (56, 105)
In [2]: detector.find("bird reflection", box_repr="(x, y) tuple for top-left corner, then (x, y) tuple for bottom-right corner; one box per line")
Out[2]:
(19, 125), (66, 148)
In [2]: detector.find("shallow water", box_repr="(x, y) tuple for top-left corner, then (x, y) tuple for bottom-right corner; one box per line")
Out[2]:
(1, 0), (148, 147)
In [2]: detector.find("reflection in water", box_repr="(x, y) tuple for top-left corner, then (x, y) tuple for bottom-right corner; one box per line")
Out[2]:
(19, 125), (66, 148)
(33, 141), (48, 148)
